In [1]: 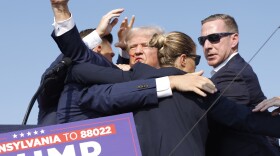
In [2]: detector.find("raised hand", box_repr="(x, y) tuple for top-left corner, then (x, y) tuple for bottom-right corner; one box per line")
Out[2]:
(50, 0), (69, 5)
(169, 70), (217, 97)
(50, 0), (70, 21)
(115, 15), (136, 50)
(96, 8), (125, 38)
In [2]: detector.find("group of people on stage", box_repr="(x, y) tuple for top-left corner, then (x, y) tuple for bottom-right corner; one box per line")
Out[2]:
(37, 0), (280, 155)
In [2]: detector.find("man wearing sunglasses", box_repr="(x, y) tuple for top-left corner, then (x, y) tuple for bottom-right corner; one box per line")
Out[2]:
(199, 14), (280, 156)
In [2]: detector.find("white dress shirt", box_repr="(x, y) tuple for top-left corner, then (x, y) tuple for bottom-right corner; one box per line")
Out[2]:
(211, 52), (238, 77)
(52, 15), (172, 98)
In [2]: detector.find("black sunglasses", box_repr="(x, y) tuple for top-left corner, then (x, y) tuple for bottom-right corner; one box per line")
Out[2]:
(198, 32), (234, 46)
(187, 54), (201, 66)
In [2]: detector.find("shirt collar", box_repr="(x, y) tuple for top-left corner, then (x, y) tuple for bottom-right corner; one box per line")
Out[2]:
(211, 52), (238, 77)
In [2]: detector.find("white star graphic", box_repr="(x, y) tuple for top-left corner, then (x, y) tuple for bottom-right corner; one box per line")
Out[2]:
(13, 134), (17, 138)
(20, 133), (24, 137)
(27, 132), (31, 136)
(40, 129), (45, 134)
(33, 130), (38, 135)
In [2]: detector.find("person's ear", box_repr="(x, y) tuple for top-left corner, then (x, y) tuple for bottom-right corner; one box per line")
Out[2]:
(180, 54), (187, 67)
(231, 33), (239, 48)
(93, 45), (102, 53)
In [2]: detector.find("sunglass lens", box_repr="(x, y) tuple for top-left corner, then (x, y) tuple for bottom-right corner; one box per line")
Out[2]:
(208, 34), (221, 43)
(198, 37), (206, 46)
(195, 55), (201, 66)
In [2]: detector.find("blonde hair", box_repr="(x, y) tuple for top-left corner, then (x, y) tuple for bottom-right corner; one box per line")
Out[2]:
(148, 31), (196, 67)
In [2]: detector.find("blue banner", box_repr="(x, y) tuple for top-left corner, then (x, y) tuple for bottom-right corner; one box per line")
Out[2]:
(0, 113), (141, 156)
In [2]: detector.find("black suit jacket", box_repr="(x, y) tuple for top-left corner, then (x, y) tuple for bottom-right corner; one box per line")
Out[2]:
(49, 25), (190, 124)
(37, 25), (115, 125)
(207, 54), (279, 156)
(38, 26), (161, 124)
(71, 62), (280, 156)
(48, 25), (280, 155)
(133, 91), (208, 156)
(211, 54), (266, 107)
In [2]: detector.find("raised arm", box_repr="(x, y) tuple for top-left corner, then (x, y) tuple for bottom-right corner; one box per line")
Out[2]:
(52, 25), (114, 66)
(50, 0), (123, 66)
(50, 0), (71, 22)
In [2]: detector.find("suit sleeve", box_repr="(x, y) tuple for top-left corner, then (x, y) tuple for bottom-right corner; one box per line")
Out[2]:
(206, 93), (280, 137)
(212, 70), (251, 105)
(77, 79), (158, 114)
(51, 25), (114, 67)
(68, 63), (134, 85)
(69, 62), (186, 85)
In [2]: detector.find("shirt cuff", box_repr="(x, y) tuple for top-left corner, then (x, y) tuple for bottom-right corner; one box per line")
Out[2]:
(82, 30), (102, 49)
(52, 13), (75, 36)
(119, 48), (130, 59)
(156, 76), (173, 98)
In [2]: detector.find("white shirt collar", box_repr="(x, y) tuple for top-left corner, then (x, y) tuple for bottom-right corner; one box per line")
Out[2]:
(211, 52), (238, 77)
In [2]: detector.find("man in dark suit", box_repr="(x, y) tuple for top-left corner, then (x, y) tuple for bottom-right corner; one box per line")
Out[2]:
(48, 0), (216, 125)
(198, 14), (279, 156)
(37, 31), (115, 125)
(52, 26), (214, 123)
(68, 62), (280, 156)
(49, 1), (280, 155)
(37, 2), (123, 125)
(53, 20), (280, 156)
(69, 29), (280, 155)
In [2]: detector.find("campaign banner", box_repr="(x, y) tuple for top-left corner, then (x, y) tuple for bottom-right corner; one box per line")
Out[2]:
(0, 113), (142, 156)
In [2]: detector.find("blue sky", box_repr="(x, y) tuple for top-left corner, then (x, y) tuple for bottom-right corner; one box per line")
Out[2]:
(0, 1), (279, 125)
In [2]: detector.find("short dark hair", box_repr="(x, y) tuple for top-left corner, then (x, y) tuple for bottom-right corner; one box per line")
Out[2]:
(79, 28), (113, 44)
(201, 14), (238, 33)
